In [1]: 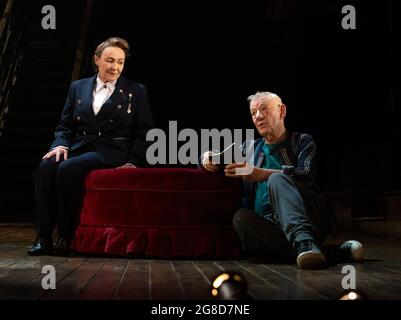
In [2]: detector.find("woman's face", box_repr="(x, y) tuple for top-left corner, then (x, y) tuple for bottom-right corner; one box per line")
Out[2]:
(94, 46), (125, 82)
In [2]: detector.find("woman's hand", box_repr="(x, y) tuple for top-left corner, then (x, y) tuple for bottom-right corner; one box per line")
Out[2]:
(42, 147), (68, 162)
(224, 163), (270, 182)
(116, 163), (137, 169)
(201, 151), (219, 173)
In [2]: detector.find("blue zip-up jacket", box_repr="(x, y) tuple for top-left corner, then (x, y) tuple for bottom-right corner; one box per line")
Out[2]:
(241, 131), (338, 237)
(241, 131), (317, 208)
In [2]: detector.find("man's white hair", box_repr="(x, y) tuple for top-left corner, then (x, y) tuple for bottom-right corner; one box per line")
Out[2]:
(247, 91), (281, 104)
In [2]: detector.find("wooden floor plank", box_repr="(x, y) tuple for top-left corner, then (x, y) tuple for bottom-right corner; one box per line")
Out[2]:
(172, 261), (211, 300)
(9, 257), (88, 300)
(235, 261), (327, 299)
(75, 258), (128, 300)
(149, 260), (184, 300)
(0, 259), (16, 269)
(265, 264), (343, 300)
(0, 228), (35, 242)
(1, 226), (401, 300)
(0, 229), (21, 241)
(113, 259), (150, 300)
(0, 256), (68, 299)
(192, 261), (224, 286)
(0, 260), (40, 283)
(214, 260), (282, 300)
(0, 242), (32, 256)
(348, 263), (401, 299)
(40, 258), (107, 300)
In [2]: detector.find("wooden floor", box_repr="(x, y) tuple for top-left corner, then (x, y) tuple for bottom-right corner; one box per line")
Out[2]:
(1, 225), (401, 300)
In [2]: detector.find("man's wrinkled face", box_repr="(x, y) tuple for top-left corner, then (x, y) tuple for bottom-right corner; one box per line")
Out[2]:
(250, 97), (284, 137)
(94, 46), (125, 82)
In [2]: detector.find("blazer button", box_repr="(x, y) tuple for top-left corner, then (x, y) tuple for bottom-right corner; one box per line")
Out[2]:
(98, 132), (102, 136)
(76, 116), (81, 121)
(117, 105), (122, 109)
(83, 131), (86, 135)
(77, 99), (81, 104)
(109, 119), (114, 123)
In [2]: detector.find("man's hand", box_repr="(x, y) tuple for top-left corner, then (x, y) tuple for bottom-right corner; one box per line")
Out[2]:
(224, 163), (271, 182)
(116, 163), (137, 169)
(42, 147), (68, 162)
(201, 151), (219, 173)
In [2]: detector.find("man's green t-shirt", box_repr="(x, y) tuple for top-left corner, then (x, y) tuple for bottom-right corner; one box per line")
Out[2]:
(254, 142), (284, 217)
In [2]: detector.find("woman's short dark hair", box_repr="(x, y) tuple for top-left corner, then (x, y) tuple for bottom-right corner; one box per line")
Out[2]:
(93, 37), (130, 71)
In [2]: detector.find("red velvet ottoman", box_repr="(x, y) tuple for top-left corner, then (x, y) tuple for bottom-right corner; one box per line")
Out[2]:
(71, 168), (242, 258)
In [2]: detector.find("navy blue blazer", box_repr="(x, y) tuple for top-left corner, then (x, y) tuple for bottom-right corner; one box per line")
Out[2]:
(51, 75), (154, 166)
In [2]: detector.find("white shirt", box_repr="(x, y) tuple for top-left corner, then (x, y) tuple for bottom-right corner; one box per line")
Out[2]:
(92, 76), (117, 115)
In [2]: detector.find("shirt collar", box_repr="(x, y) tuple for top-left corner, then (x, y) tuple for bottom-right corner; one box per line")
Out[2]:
(95, 75), (117, 92)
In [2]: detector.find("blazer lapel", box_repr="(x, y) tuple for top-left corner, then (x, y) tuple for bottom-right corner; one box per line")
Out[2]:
(95, 77), (125, 120)
(81, 75), (97, 123)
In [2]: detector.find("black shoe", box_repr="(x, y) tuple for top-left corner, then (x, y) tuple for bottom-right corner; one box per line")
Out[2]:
(53, 237), (72, 256)
(295, 240), (325, 269)
(27, 236), (54, 256)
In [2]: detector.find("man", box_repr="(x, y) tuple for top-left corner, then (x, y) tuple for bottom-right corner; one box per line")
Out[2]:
(202, 91), (363, 269)
(28, 37), (154, 256)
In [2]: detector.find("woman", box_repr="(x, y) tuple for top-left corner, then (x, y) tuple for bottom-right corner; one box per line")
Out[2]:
(28, 37), (154, 256)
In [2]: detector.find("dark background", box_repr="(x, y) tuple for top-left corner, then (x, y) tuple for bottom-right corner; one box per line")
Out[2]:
(0, 0), (399, 221)
(82, 0), (400, 189)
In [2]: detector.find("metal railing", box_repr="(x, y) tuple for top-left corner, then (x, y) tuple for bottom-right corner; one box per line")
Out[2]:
(0, 0), (26, 139)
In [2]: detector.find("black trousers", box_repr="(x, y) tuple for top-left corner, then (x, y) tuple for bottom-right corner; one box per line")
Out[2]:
(233, 173), (332, 261)
(33, 150), (111, 238)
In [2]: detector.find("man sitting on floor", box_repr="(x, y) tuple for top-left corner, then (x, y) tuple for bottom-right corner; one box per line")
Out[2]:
(201, 91), (364, 269)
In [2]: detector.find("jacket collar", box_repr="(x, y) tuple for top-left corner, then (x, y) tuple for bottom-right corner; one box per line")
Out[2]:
(94, 75), (117, 92)
(95, 76), (125, 120)
(81, 75), (126, 120)
(253, 130), (295, 168)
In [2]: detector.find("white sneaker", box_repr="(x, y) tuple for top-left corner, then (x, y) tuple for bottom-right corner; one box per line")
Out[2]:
(338, 240), (364, 262)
